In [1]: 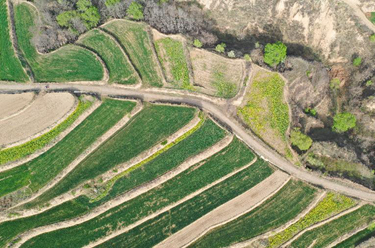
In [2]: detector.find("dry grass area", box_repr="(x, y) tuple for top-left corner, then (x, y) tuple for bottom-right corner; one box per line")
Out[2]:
(0, 92), (76, 147)
(190, 48), (245, 98)
(0, 93), (34, 120)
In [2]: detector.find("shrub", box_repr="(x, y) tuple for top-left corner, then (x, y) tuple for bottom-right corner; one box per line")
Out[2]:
(370, 34), (375, 42)
(330, 78), (341, 90)
(304, 108), (317, 116)
(290, 129), (312, 151)
(127, 2), (144, 20)
(227, 50), (235, 58)
(244, 54), (251, 61)
(193, 39), (202, 48)
(353, 57), (362, 67)
(366, 80), (373, 86)
(332, 112), (356, 133)
(263, 41), (287, 67)
(215, 43), (226, 53)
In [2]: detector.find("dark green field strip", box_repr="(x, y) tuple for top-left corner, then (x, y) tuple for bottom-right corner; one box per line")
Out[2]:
(0, 99), (135, 198)
(25, 104), (196, 208)
(21, 145), (267, 248)
(0, 165), (29, 197)
(14, 4), (103, 82)
(0, 118), (229, 247)
(154, 37), (191, 89)
(290, 205), (375, 248)
(334, 223), (375, 248)
(0, 97), (92, 166)
(77, 29), (138, 85)
(0, 0), (28, 82)
(190, 180), (317, 248)
(103, 20), (163, 87)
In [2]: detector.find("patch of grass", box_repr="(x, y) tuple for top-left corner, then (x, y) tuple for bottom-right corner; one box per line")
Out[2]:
(154, 37), (192, 89)
(0, 0), (28, 82)
(25, 104), (196, 207)
(14, 4), (103, 82)
(212, 65), (237, 98)
(103, 20), (163, 87)
(0, 99), (135, 198)
(290, 205), (375, 248)
(370, 12), (375, 24)
(334, 222), (375, 248)
(191, 180), (316, 248)
(0, 97), (92, 166)
(353, 57), (362, 67)
(77, 29), (138, 84)
(268, 193), (356, 247)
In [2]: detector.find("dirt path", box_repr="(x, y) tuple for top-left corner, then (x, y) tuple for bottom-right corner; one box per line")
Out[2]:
(0, 99), (101, 173)
(340, 0), (375, 32)
(0, 92), (34, 121)
(11, 135), (234, 248)
(156, 171), (290, 248)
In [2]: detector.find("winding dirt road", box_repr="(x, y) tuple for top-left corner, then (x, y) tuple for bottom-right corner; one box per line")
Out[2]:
(1, 83), (375, 202)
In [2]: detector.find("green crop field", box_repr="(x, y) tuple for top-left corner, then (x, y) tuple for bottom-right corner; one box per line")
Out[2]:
(25, 104), (197, 208)
(77, 29), (138, 85)
(21, 153), (272, 248)
(334, 222), (375, 247)
(0, 0), (28, 82)
(0, 99), (135, 198)
(14, 4), (103, 82)
(102, 20), (163, 87)
(268, 192), (356, 247)
(0, 97), (92, 166)
(154, 37), (192, 89)
(290, 204), (375, 248)
(191, 180), (316, 248)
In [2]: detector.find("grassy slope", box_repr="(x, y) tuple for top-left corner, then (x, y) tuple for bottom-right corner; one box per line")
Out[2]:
(334, 222), (375, 248)
(25, 104), (197, 208)
(0, 0), (28, 82)
(0, 119), (229, 247)
(77, 29), (138, 85)
(0, 97), (92, 166)
(14, 4), (103, 82)
(191, 180), (316, 248)
(0, 100), (135, 198)
(291, 204), (375, 248)
(103, 20), (163, 87)
(22, 149), (268, 248)
(268, 192), (356, 247)
(154, 37), (191, 89)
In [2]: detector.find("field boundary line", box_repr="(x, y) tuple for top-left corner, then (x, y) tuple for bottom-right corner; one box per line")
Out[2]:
(156, 171), (290, 248)
(3, 100), (143, 214)
(231, 191), (327, 248)
(10, 134), (235, 248)
(0, 98), (101, 174)
(327, 223), (371, 248)
(0, 92), (36, 122)
(282, 203), (365, 247)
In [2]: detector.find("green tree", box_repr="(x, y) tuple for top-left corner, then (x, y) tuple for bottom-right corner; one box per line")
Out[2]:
(290, 129), (313, 151)
(56, 11), (78, 28)
(353, 57), (362, 67)
(127, 2), (144, 20)
(366, 80), (373, 86)
(332, 112), (356, 133)
(105, 0), (121, 7)
(215, 43), (226, 53)
(263, 41), (287, 67)
(80, 6), (100, 29)
(244, 54), (251, 61)
(193, 39), (202, 48)
(227, 50), (235, 58)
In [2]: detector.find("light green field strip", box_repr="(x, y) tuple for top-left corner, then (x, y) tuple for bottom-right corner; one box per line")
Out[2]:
(290, 204), (375, 248)
(0, 0), (28, 82)
(102, 20), (163, 87)
(19, 139), (262, 248)
(268, 192), (356, 247)
(0, 99), (136, 198)
(0, 97), (92, 166)
(14, 3), (103, 82)
(0, 117), (227, 247)
(154, 37), (192, 90)
(333, 222), (375, 248)
(24, 104), (197, 208)
(77, 29), (138, 85)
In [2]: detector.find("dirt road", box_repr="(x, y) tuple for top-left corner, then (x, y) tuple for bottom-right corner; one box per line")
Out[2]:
(1, 83), (375, 202)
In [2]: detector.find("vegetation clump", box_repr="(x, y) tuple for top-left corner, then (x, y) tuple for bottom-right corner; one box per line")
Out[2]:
(366, 80), (373, 86)
(263, 41), (287, 67)
(126, 1), (144, 20)
(215, 43), (226, 53)
(370, 34), (375, 42)
(330, 78), (341, 90)
(227, 51), (235, 58)
(304, 107), (317, 116)
(244, 54), (251, 61)
(353, 57), (362, 67)
(332, 112), (356, 133)
(193, 39), (202, 48)
(290, 129), (312, 151)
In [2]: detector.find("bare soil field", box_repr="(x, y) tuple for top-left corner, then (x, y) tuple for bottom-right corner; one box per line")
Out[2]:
(189, 48), (246, 98)
(0, 93), (34, 121)
(0, 92), (76, 147)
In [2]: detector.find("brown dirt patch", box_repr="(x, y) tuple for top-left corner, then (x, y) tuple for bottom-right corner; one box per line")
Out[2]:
(0, 93), (34, 121)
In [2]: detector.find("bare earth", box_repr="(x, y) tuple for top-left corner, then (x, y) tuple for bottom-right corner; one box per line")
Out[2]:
(0, 92), (75, 147)
(0, 92), (34, 121)
(156, 170), (290, 248)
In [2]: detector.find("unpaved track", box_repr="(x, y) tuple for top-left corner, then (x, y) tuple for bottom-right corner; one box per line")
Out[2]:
(0, 92), (34, 121)
(1, 84), (375, 203)
(156, 171), (290, 248)
(340, 0), (375, 32)
(12, 135), (234, 248)
(0, 92), (75, 146)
